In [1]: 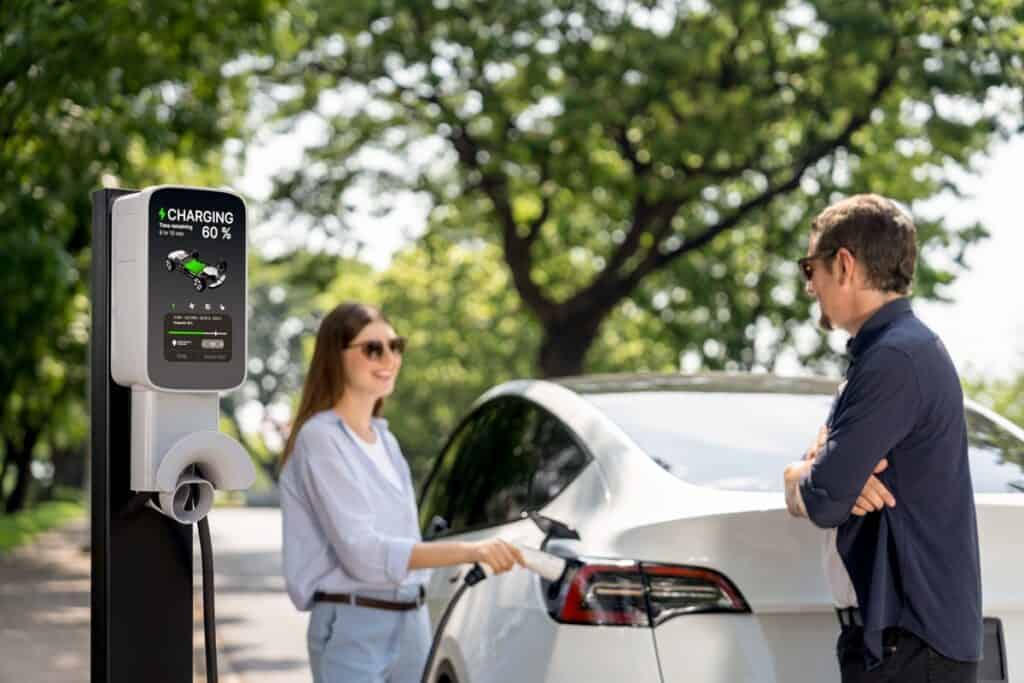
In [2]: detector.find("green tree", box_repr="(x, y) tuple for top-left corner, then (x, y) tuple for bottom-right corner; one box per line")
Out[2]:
(234, 234), (537, 484)
(369, 237), (542, 480)
(248, 230), (690, 483)
(241, 236), (536, 483)
(220, 250), (377, 483)
(0, 0), (276, 511)
(0, 290), (90, 511)
(258, 0), (1020, 377)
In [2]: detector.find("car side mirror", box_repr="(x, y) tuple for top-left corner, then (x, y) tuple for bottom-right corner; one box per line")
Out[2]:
(426, 515), (449, 540)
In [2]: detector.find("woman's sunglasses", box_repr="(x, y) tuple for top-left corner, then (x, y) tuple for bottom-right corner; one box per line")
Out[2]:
(345, 337), (406, 361)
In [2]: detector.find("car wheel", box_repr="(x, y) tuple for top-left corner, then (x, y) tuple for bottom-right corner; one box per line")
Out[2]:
(193, 278), (205, 292)
(165, 259), (174, 271)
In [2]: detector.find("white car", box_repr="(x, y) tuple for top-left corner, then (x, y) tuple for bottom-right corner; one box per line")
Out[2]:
(419, 373), (1022, 683)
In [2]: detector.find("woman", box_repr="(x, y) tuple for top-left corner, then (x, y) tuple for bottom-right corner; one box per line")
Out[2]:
(279, 302), (523, 683)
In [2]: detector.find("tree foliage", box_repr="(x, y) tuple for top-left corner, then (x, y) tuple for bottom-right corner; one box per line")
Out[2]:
(373, 237), (542, 480)
(0, 0), (276, 510)
(222, 250), (376, 483)
(259, 0), (1022, 377)
(6, 2), (1024, 501)
(239, 234), (539, 483)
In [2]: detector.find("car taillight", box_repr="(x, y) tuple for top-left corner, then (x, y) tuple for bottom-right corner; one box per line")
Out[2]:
(642, 564), (748, 625)
(556, 562), (649, 626)
(547, 559), (749, 627)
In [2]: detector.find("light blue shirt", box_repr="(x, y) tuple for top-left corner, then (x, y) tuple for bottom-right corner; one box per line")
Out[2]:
(280, 410), (431, 611)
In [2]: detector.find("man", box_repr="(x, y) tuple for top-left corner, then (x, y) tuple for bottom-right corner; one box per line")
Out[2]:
(783, 194), (982, 682)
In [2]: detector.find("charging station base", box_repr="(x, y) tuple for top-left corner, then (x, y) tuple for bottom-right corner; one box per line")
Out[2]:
(91, 188), (193, 683)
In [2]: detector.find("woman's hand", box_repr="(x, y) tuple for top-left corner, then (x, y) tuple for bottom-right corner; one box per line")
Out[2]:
(468, 539), (525, 575)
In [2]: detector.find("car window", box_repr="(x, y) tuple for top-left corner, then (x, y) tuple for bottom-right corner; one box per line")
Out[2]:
(584, 391), (1024, 494)
(419, 398), (539, 534)
(965, 409), (1024, 493)
(418, 412), (475, 532)
(528, 414), (589, 510)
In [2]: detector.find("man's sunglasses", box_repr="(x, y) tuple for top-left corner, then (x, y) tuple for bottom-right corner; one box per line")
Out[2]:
(798, 248), (841, 282)
(344, 337), (406, 360)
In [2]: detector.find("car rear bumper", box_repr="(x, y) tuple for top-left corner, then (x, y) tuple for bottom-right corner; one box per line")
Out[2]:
(652, 610), (1022, 683)
(653, 612), (840, 682)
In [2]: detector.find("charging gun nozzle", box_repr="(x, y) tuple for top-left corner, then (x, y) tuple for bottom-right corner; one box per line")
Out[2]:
(465, 563), (487, 586)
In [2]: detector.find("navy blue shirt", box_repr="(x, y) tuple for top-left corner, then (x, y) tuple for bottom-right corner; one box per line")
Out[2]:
(799, 298), (982, 668)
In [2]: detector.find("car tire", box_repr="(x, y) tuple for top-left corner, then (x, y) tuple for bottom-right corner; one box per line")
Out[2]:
(165, 259), (174, 271)
(193, 278), (205, 292)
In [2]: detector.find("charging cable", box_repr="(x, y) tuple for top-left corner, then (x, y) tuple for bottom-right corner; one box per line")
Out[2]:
(420, 562), (486, 683)
(420, 545), (569, 683)
(197, 515), (218, 683)
(184, 471), (218, 683)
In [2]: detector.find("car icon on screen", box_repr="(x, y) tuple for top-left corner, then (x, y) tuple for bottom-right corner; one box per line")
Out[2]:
(165, 250), (227, 292)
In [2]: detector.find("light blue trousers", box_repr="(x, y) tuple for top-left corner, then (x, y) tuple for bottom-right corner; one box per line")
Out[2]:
(307, 587), (432, 683)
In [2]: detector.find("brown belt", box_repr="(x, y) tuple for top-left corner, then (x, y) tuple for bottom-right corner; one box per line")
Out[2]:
(313, 587), (425, 611)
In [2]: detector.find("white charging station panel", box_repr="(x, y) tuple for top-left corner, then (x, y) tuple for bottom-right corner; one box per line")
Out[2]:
(112, 186), (247, 392)
(110, 185), (255, 517)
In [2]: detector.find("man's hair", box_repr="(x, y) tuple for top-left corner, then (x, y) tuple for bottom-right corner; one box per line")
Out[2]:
(810, 194), (917, 294)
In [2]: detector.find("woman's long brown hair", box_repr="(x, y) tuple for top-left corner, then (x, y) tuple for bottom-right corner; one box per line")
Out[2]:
(281, 302), (388, 464)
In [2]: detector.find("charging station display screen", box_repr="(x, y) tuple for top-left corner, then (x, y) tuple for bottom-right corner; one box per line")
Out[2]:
(147, 188), (246, 390)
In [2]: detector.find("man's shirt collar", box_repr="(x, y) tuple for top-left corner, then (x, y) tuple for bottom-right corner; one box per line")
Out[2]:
(845, 297), (913, 359)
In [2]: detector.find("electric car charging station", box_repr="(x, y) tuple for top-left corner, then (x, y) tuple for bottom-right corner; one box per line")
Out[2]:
(89, 184), (570, 683)
(91, 185), (255, 683)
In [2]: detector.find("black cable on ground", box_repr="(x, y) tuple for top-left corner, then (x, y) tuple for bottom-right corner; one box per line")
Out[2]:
(421, 563), (486, 683)
(198, 515), (218, 683)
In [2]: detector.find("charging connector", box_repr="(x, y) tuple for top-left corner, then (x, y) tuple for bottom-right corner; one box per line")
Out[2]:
(420, 546), (570, 683)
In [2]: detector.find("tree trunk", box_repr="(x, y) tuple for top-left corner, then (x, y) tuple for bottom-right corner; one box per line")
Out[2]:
(0, 448), (10, 503)
(537, 314), (606, 379)
(50, 445), (86, 491)
(5, 427), (41, 513)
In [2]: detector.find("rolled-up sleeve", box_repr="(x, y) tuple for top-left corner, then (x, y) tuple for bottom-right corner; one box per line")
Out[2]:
(800, 346), (919, 529)
(294, 427), (415, 584)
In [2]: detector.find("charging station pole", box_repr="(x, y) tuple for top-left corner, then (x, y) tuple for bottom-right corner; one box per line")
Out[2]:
(90, 188), (193, 683)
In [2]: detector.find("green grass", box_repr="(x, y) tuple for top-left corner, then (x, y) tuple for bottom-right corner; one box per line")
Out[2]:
(0, 500), (84, 554)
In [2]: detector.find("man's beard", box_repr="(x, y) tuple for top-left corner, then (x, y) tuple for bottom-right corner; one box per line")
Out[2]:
(818, 310), (833, 331)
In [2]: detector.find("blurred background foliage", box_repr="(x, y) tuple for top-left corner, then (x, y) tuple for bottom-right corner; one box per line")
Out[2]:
(0, 0), (279, 512)
(2, 0), (1023, 512)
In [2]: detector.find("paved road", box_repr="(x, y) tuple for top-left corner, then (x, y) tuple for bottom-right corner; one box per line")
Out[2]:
(201, 506), (310, 683)
(0, 518), (91, 682)
(0, 507), (309, 683)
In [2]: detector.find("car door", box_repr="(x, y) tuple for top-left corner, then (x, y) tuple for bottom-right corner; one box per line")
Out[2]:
(421, 397), (591, 682)
(419, 398), (539, 635)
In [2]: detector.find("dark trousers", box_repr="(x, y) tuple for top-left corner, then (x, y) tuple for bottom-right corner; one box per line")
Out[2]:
(838, 626), (978, 683)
